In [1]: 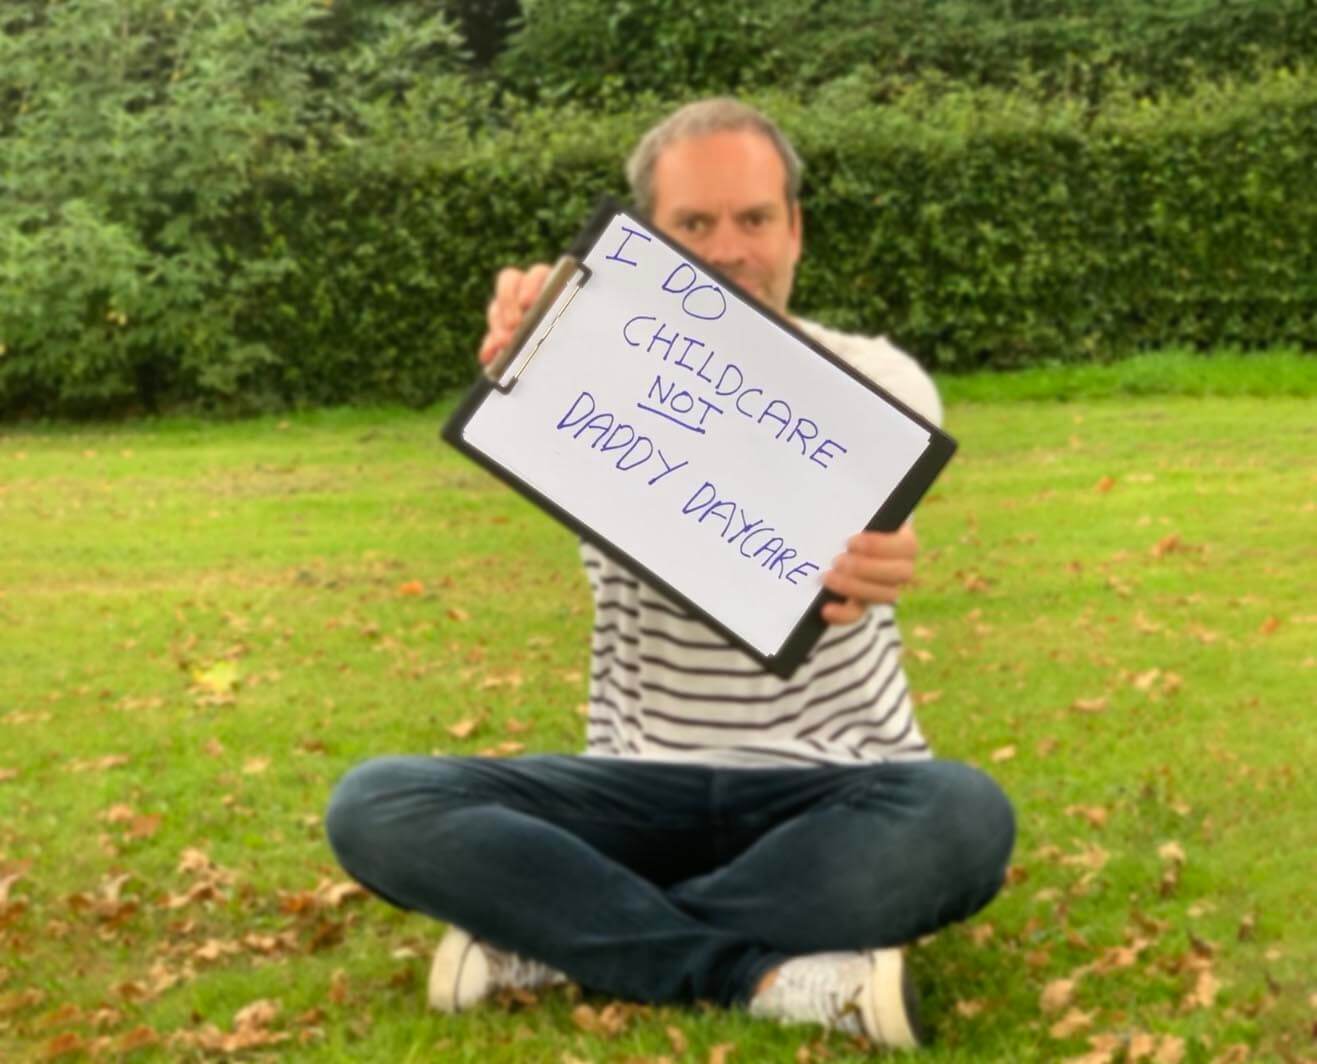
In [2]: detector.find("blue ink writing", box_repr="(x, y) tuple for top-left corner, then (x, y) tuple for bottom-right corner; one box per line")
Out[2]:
(639, 374), (724, 434)
(556, 390), (688, 486)
(680, 480), (821, 585)
(620, 314), (849, 470)
(661, 263), (728, 321)
(606, 225), (652, 267)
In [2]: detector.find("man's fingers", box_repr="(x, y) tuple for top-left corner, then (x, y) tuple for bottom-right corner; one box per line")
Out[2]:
(480, 264), (552, 365)
(847, 526), (919, 560)
(821, 598), (865, 625)
(517, 263), (553, 309)
(822, 569), (904, 604)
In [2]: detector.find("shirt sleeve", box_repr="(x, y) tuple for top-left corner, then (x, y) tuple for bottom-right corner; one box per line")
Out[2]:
(797, 320), (944, 429)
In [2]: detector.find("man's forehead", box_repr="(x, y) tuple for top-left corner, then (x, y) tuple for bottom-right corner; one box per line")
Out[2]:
(650, 128), (790, 210)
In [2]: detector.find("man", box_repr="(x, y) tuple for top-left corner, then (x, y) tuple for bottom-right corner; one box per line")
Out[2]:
(327, 98), (1014, 1051)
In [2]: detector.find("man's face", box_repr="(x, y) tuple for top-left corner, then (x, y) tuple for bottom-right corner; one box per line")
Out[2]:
(649, 129), (803, 315)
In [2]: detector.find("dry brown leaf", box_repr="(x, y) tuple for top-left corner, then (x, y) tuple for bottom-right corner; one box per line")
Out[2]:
(38, 1032), (86, 1060)
(1048, 1007), (1095, 1039)
(0, 767), (17, 782)
(1066, 805), (1109, 829)
(1150, 534), (1183, 558)
(1071, 697), (1108, 714)
(67, 754), (130, 773)
(1258, 616), (1280, 636)
(990, 745), (1017, 763)
(117, 1027), (160, 1053)
(708, 1044), (737, 1064)
(1181, 968), (1221, 1011)
(666, 1024), (689, 1054)
(1060, 843), (1110, 873)
(1158, 841), (1186, 865)
(397, 580), (425, 597)
(1040, 978), (1077, 1014)
(1094, 475), (1116, 494)
(1153, 1034), (1187, 1064)
(100, 804), (136, 824)
(1209, 1045), (1249, 1064)
(0, 871), (25, 906)
(446, 715), (484, 740)
(234, 998), (280, 1030)
(955, 998), (985, 1018)
(446, 607), (470, 623)
(1237, 913), (1256, 941)
(126, 814), (162, 840)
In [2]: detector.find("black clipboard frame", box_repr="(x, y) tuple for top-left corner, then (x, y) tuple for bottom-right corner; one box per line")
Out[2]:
(442, 197), (956, 677)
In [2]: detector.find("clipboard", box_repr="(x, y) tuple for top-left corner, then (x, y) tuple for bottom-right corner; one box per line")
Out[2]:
(442, 197), (956, 678)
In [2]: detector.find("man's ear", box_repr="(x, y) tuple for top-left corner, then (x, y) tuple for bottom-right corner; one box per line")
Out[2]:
(789, 200), (804, 262)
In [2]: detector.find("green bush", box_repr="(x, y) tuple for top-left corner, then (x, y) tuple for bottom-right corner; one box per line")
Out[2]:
(0, 0), (469, 415)
(2, 0), (1314, 415)
(495, 0), (1317, 105)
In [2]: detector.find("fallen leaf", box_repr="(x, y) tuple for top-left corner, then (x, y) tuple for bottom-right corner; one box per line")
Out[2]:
(38, 1032), (86, 1060)
(446, 716), (484, 740)
(1158, 841), (1186, 865)
(126, 814), (162, 840)
(117, 1027), (160, 1053)
(1150, 534), (1183, 558)
(1237, 914), (1256, 941)
(708, 1044), (737, 1064)
(446, 607), (470, 623)
(1181, 967), (1221, 1011)
(955, 999), (985, 1018)
(1048, 1007), (1095, 1039)
(234, 998), (280, 1030)
(397, 581), (425, 597)
(1066, 805), (1109, 829)
(1070, 697), (1108, 714)
(666, 1024), (688, 1054)
(193, 661), (238, 695)
(1094, 475), (1116, 494)
(1153, 1034), (1186, 1064)
(243, 757), (270, 775)
(1040, 978), (1077, 1014)
(1258, 616), (1280, 635)
(990, 745), (1017, 763)
(0, 767), (18, 782)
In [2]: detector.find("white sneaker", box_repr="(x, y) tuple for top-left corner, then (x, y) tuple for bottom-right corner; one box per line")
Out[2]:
(427, 924), (568, 1013)
(748, 948), (924, 1049)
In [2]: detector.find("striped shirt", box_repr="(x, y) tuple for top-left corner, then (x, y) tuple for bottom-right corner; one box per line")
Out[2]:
(581, 320), (943, 768)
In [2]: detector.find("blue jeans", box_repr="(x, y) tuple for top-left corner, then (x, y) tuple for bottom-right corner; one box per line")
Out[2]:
(326, 754), (1014, 1008)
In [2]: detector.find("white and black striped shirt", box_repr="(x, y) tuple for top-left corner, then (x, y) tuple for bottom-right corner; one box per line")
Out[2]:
(580, 320), (943, 768)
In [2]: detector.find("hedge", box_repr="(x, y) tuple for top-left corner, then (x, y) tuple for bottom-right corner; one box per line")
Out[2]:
(2, 68), (1315, 415)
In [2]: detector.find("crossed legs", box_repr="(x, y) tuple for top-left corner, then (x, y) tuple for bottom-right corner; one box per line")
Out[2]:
(326, 754), (1015, 1007)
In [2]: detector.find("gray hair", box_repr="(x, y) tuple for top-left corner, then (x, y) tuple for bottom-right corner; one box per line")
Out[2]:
(626, 98), (804, 218)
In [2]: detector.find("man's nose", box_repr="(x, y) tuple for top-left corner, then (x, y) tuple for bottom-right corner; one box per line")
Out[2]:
(704, 220), (747, 269)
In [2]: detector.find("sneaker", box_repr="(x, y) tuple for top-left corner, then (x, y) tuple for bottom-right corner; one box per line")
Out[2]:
(748, 948), (924, 1049)
(427, 924), (568, 1013)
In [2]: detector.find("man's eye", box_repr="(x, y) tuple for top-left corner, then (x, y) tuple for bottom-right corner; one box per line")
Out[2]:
(681, 218), (708, 234)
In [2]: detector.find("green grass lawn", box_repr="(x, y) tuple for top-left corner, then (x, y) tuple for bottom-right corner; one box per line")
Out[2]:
(1, 357), (1314, 1062)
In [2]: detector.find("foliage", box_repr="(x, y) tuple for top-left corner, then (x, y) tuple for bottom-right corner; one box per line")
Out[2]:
(495, 0), (1317, 105)
(0, 0), (468, 415)
(2, 1), (1315, 416)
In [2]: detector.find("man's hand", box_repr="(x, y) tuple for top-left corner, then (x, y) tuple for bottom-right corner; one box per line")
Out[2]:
(478, 263), (554, 366)
(820, 524), (919, 625)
